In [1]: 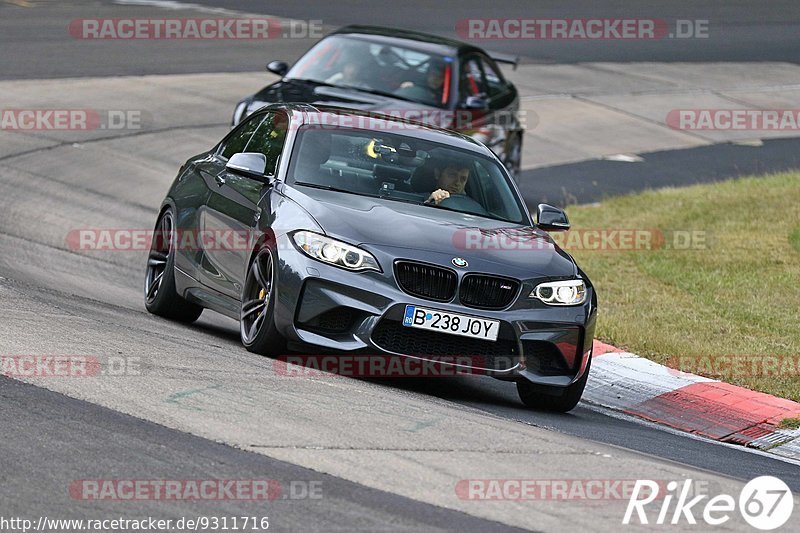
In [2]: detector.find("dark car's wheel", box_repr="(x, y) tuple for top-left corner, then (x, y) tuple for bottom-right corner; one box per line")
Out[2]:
(516, 357), (591, 413)
(144, 209), (203, 323)
(240, 249), (285, 356)
(503, 134), (522, 179)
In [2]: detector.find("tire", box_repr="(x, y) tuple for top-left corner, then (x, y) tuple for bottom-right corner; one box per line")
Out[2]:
(240, 248), (285, 356)
(144, 209), (203, 323)
(516, 357), (591, 413)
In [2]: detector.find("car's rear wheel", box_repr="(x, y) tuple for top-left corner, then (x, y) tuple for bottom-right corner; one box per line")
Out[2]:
(516, 357), (591, 413)
(144, 209), (203, 323)
(240, 249), (285, 356)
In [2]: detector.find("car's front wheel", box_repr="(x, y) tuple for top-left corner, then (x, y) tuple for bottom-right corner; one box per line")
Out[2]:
(516, 357), (590, 413)
(144, 209), (203, 323)
(240, 249), (285, 356)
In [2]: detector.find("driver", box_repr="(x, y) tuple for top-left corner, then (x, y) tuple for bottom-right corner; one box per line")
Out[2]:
(426, 159), (470, 205)
(396, 60), (447, 104)
(325, 45), (371, 88)
(326, 61), (365, 86)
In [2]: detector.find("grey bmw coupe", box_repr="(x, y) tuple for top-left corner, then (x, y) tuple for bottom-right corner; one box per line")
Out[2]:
(144, 104), (596, 411)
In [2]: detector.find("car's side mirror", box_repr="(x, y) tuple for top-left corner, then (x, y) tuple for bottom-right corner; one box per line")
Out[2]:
(460, 95), (489, 110)
(226, 152), (269, 181)
(266, 60), (289, 77)
(536, 203), (570, 231)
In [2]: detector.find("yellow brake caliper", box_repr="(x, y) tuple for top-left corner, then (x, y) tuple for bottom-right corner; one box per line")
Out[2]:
(258, 288), (267, 315)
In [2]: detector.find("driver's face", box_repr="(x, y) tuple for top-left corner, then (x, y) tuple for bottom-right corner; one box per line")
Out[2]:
(427, 68), (445, 89)
(436, 166), (469, 194)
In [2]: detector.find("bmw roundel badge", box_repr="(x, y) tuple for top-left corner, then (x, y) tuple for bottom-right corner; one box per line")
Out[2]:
(452, 257), (468, 268)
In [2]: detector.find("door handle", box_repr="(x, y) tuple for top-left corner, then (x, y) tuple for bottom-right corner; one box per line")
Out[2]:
(214, 174), (226, 186)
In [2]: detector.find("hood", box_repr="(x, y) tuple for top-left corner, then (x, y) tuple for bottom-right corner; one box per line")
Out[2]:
(250, 79), (449, 127)
(285, 186), (577, 279)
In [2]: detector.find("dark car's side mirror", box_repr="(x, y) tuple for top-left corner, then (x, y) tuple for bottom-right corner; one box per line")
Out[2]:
(460, 95), (489, 110)
(536, 203), (570, 231)
(226, 152), (269, 181)
(266, 60), (289, 77)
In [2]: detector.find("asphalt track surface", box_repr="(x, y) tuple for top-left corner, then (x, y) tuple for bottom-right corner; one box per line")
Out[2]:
(188, 0), (800, 63)
(4, 0), (800, 79)
(0, 376), (525, 532)
(1, 1), (800, 531)
(520, 137), (800, 206)
(4, 0), (800, 81)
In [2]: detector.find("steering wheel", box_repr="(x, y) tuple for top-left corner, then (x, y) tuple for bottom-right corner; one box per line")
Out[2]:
(439, 194), (489, 216)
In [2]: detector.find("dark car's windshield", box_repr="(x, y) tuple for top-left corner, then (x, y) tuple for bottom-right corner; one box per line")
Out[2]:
(286, 35), (453, 109)
(287, 126), (528, 224)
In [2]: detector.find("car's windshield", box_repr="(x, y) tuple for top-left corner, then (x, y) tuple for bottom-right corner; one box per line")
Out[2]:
(287, 126), (528, 224)
(286, 35), (453, 109)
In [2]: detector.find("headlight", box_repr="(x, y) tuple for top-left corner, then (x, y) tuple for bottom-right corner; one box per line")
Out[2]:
(530, 279), (586, 306)
(292, 231), (381, 272)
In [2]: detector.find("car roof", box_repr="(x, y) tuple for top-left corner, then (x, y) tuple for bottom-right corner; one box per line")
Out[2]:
(264, 103), (494, 156)
(329, 24), (484, 57)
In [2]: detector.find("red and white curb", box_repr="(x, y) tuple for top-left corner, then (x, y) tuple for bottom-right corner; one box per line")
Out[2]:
(584, 340), (800, 459)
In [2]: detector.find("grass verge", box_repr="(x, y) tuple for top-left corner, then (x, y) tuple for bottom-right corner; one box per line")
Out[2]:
(779, 418), (800, 430)
(565, 172), (800, 401)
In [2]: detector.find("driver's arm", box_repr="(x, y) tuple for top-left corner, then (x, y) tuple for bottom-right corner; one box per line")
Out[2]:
(426, 189), (450, 205)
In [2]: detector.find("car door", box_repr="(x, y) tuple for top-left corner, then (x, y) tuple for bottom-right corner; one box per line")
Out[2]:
(456, 55), (491, 139)
(479, 55), (521, 163)
(457, 54), (512, 157)
(195, 112), (266, 298)
(198, 111), (286, 299)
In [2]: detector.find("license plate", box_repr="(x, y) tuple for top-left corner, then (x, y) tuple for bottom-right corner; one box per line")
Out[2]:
(402, 305), (500, 341)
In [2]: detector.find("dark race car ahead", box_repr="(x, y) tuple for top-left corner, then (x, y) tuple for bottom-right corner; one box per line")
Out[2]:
(232, 25), (524, 177)
(146, 104), (596, 411)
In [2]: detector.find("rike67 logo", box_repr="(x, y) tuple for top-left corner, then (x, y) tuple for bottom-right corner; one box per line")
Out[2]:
(624, 476), (793, 529)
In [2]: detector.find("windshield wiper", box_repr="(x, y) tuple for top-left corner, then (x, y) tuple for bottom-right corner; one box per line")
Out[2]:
(335, 85), (422, 105)
(294, 182), (379, 198)
(423, 201), (518, 224)
(377, 193), (425, 206)
(290, 78), (337, 87)
(290, 78), (426, 105)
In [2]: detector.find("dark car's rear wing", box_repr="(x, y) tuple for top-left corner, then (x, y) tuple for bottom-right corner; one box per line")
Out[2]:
(488, 52), (519, 71)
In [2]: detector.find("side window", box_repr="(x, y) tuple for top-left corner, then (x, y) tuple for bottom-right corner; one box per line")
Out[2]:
(460, 57), (487, 100)
(243, 112), (288, 176)
(480, 57), (507, 97)
(219, 114), (264, 160)
(473, 160), (520, 221)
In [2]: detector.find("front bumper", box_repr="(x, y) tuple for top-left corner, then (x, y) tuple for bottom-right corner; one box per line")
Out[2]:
(271, 235), (596, 388)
